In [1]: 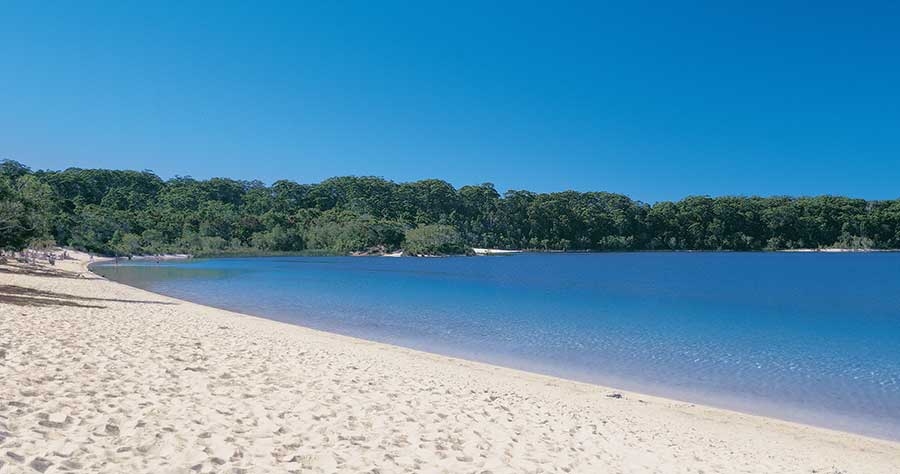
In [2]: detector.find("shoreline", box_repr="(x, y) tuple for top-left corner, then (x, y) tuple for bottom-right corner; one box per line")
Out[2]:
(88, 252), (900, 441)
(69, 262), (900, 447)
(89, 254), (900, 442)
(2, 254), (899, 472)
(90, 260), (900, 443)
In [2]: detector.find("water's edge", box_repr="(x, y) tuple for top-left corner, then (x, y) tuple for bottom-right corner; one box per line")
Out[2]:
(91, 257), (900, 442)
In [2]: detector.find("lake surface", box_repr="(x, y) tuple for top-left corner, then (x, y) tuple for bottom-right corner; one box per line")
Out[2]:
(94, 253), (900, 440)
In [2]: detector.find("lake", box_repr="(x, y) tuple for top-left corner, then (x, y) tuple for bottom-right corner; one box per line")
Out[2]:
(93, 252), (900, 440)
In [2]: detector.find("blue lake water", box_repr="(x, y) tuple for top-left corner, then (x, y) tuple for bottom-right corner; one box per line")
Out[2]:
(93, 253), (900, 440)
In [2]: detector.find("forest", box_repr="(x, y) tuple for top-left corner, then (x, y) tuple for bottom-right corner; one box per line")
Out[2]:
(2, 159), (899, 256)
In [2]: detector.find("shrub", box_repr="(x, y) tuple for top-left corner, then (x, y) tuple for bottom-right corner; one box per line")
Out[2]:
(403, 224), (469, 255)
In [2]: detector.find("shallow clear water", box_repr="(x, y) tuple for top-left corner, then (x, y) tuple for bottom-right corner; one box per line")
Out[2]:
(94, 253), (900, 440)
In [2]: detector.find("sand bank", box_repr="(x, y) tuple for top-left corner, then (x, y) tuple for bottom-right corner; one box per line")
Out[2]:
(779, 248), (899, 252)
(472, 248), (523, 256)
(0, 254), (898, 473)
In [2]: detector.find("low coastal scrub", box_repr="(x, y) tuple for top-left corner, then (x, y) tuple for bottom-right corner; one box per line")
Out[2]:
(3, 159), (900, 256)
(403, 225), (470, 256)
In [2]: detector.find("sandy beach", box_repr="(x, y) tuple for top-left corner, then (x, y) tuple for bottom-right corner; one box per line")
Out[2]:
(1, 254), (898, 473)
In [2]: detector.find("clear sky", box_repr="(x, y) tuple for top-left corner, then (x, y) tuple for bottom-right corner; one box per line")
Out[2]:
(1, 2), (898, 202)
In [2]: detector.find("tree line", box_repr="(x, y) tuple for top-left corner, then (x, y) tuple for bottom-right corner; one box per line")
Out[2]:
(2, 159), (899, 256)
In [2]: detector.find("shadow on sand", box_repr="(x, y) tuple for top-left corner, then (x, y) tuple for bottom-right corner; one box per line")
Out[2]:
(0, 284), (177, 308)
(0, 264), (82, 279)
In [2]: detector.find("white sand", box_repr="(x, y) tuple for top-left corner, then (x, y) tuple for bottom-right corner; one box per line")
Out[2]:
(1, 253), (898, 473)
(472, 248), (523, 255)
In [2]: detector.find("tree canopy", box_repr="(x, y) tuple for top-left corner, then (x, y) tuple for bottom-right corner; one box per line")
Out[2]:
(2, 159), (899, 255)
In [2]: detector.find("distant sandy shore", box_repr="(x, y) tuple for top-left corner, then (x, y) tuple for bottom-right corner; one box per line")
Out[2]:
(779, 248), (900, 252)
(1, 253), (898, 473)
(472, 248), (523, 256)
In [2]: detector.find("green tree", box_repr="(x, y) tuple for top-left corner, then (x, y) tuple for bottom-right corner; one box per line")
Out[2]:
(1, 159), (899, 255)
(0, 177), (37, 250)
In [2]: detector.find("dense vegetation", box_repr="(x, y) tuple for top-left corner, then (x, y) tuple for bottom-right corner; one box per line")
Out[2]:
(2, 159), (899, 256)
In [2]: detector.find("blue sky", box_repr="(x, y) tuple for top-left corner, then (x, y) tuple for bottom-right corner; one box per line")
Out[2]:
(1, 2), (898, 202)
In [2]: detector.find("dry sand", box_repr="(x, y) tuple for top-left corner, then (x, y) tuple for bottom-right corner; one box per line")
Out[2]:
(0, 253), (898, 473)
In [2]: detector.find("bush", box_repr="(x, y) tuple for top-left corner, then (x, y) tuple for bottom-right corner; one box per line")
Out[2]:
(403, 224), (469, 255)
(305, 216), (403, 253)
(251, 225), (305, 251)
